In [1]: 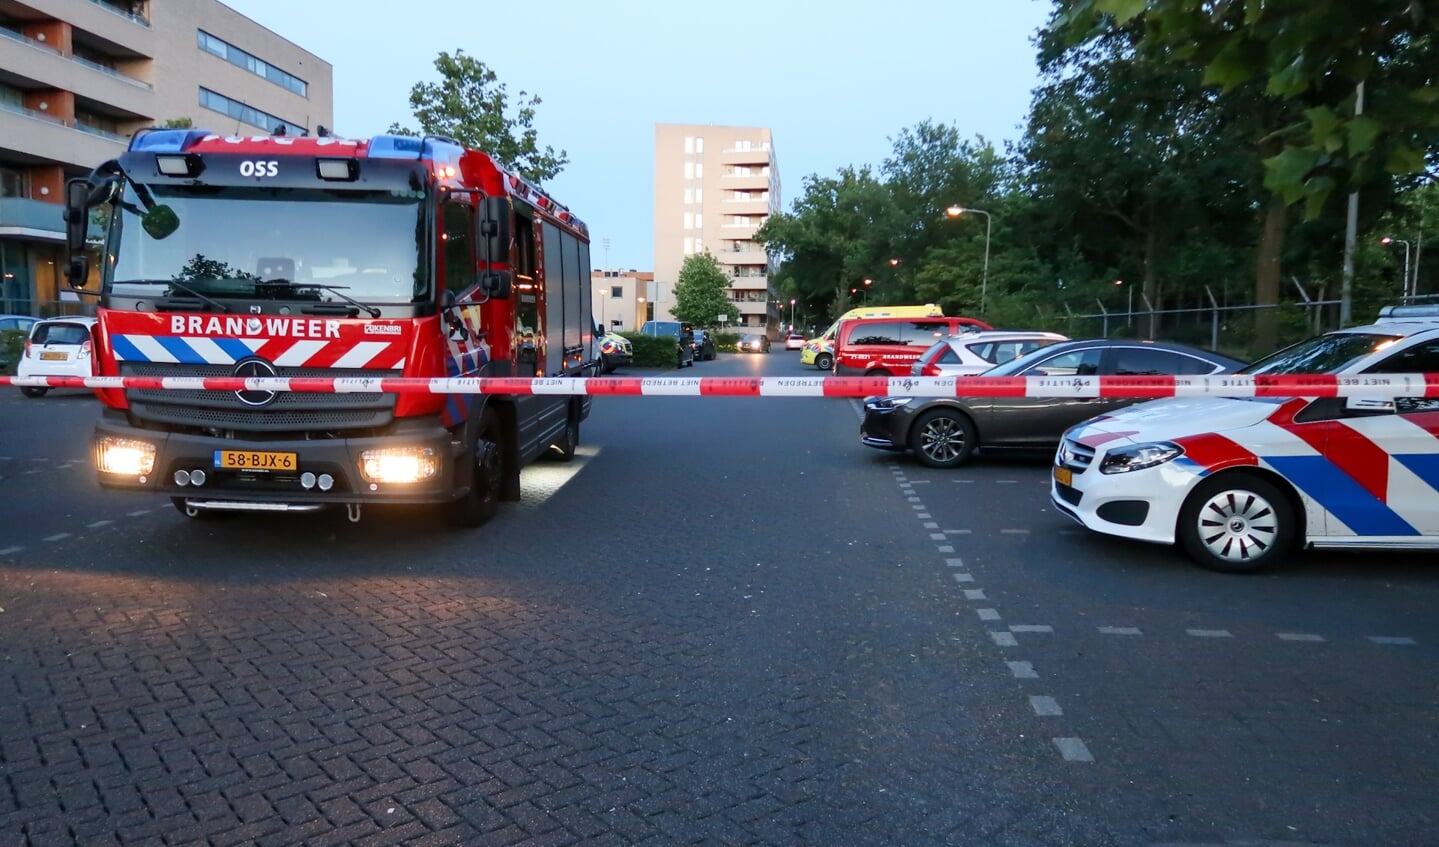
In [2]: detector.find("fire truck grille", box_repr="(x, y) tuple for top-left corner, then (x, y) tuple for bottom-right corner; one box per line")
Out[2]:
(120, 363), (399, 433)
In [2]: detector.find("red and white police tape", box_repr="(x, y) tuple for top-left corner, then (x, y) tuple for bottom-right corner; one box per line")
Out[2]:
(3, 373), (1439, 398)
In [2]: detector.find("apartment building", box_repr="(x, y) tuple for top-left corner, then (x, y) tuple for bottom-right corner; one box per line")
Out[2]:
(592, 268), (653, 333)
(653, 123), (780, 335)
(0, 0), (332, 316)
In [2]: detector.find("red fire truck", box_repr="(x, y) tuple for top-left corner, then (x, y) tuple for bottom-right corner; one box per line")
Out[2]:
(60, 128), (595, 526)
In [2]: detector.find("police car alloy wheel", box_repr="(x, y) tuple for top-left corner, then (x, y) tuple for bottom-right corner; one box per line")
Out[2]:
(1177, 473), (1295, 574)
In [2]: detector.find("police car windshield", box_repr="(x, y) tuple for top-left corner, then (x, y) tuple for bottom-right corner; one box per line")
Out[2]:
(1239, 331), (1400, 375)
(107, 183), (424, 305)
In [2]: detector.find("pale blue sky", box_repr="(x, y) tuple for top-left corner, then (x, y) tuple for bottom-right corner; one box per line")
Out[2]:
(219, 0), (1052, 271)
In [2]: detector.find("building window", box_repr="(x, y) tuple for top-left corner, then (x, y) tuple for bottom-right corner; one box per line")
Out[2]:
(197, 30), (308, 96)
(0, 166), (25, 198)
(684, 162), (694, 180)
(684, 188), (693, 204)
(199, 87), (305, 135)
(609, 286), (622, 298)
(695, 163), (703, 179)
(694, 188), (703, 203)
(684, 136), (694, 154)
(694, 213), (703, 229)
(695, 137), (703, 153)
(683, 238), (694, 255)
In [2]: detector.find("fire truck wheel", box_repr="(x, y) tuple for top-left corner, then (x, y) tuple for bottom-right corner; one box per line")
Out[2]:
(447, 413), (502, 528)
(547, 411), (579, 462)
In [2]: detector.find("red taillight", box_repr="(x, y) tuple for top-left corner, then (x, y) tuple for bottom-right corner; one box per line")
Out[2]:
(920, 362), (941, 377)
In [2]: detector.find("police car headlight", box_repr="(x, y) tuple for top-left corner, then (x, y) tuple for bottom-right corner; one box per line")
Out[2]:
(1099, 442), (1183, 475)
(359, 447), (439, 484)
(95, 436), (156, 476)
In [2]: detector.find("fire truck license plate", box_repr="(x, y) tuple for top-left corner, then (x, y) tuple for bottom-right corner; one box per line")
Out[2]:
(214, 450), (297, 471)
(39, 351), (68, 361)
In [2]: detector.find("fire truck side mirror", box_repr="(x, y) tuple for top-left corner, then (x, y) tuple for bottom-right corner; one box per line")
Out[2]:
(63, 179), (93, 288)
(479, 196), (510, 264)
(482, 271), (512, 299)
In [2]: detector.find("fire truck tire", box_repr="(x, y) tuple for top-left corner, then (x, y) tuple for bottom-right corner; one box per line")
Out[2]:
(547, 409), (580, 462)
(447, 412), (502, 528)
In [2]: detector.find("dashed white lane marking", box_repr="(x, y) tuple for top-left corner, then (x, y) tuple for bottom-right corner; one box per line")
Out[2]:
(907, 480), (932, 484)
(1053, 737), (1094, 762)
(86, 520), (114, 529)
(996, 480), (1018, 484)
(1099, 626), (1143, 636)
(1001, 528), (1030, 535)
(1007, 661), (1038, 679)
(963, 589), (987, 600)
(923, 522), (940, 529)
(1010, 625), (1054, 634)
(43, 533), (72, 543)
(945, 558), (964, 567)
(952, 573), (975, 583)
(911, 505), (924, 510)
(1277, 633), (1326, 642)
(1030, 696), (1063, 716)
(919, 515), (933, 521)
(0, 546), (22, 556)
(907, 496), (922, 503)
(1368, 636), (1418, 646)
(1187, 629), (1234, 638)
(929, 533), (947, 541)
(127, 509), (151, 517)
(977, 608), (1002, 621)
(991, 632), (1019, 647)
(953, 479), (974, 484)
(943, 529), (972, 535)
(937, 545), (956, 553)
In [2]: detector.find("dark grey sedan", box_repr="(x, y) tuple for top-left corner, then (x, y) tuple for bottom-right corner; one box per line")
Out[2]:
(860, 339), (1246, 468)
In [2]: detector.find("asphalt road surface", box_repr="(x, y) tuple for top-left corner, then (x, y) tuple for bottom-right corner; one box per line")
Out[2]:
(1, 354), (1436, 846)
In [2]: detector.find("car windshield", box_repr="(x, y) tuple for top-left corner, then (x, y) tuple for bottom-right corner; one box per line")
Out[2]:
(1239, 332), (1400, 375)
(979, 342), (1079, 376)
(107, 182), (425, 305)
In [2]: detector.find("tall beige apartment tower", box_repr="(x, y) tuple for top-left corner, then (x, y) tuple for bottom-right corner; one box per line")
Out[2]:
(1, 0), (332, 315)
(653, 123), (780, 335)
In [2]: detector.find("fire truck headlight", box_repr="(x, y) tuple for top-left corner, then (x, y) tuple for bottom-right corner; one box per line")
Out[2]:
(96, 437), (157, 476)
(359, 447), (439, 484)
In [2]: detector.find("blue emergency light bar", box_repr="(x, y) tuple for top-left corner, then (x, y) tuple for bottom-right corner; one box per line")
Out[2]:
(129, 129), (210, 152)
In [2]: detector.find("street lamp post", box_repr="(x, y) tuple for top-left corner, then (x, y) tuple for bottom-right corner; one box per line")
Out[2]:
(946, 206), (992, 314)
(789, 298), (796, 333)
(596, 287), (607, 327)
(1381, 236), (1413, 299)
(1115, 279), (1132, 329)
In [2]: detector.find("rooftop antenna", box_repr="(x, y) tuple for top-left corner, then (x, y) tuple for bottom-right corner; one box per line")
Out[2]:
(603, 237), (610, 272)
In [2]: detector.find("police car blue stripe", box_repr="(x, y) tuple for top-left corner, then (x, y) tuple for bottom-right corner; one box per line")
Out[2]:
(110, 335), (148, 362)
(154, 336), (208, 364)
(1394, 454), (1439, 495)
(1264, 455), (1419, 537)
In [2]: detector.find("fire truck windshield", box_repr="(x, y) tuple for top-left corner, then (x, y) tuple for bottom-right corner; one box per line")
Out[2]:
(107, 183), (426, 306)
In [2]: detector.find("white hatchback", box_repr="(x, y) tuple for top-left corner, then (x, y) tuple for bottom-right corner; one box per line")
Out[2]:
(910, 330), (1070, 376)
(16, 316), (97, 398)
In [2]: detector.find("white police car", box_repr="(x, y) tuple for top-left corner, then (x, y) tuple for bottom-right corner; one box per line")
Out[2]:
(1052, 306), (1439, 573)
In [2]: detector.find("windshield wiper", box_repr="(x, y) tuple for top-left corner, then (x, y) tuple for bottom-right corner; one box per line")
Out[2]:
(112, 279), (231, 313)
(258, 279), (382, 318)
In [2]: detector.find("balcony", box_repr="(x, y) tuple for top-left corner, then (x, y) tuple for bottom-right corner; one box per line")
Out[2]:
(722, 198), (770, 216)
(716, 247), (767, 266)
(0, 32), (154, 118)
(0, 101), (128, 168)
(0, 196), (65, 239)
(25, 0), (154, 55)
(718, 147), (772, 167)
(720, 173), (769, 191)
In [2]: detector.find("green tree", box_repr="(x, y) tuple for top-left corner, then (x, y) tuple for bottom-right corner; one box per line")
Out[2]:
(160, 117), (194, 129)
(389, 50), (568, 184)
(1060, 0), (1439, 215)
(671, 253), (739, 329)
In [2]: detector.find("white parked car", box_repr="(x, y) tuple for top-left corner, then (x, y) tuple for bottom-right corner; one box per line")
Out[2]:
(1052, 306), (1439, 573)
(16, 316), (97, 397)
(910, 330), (1069, 376)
